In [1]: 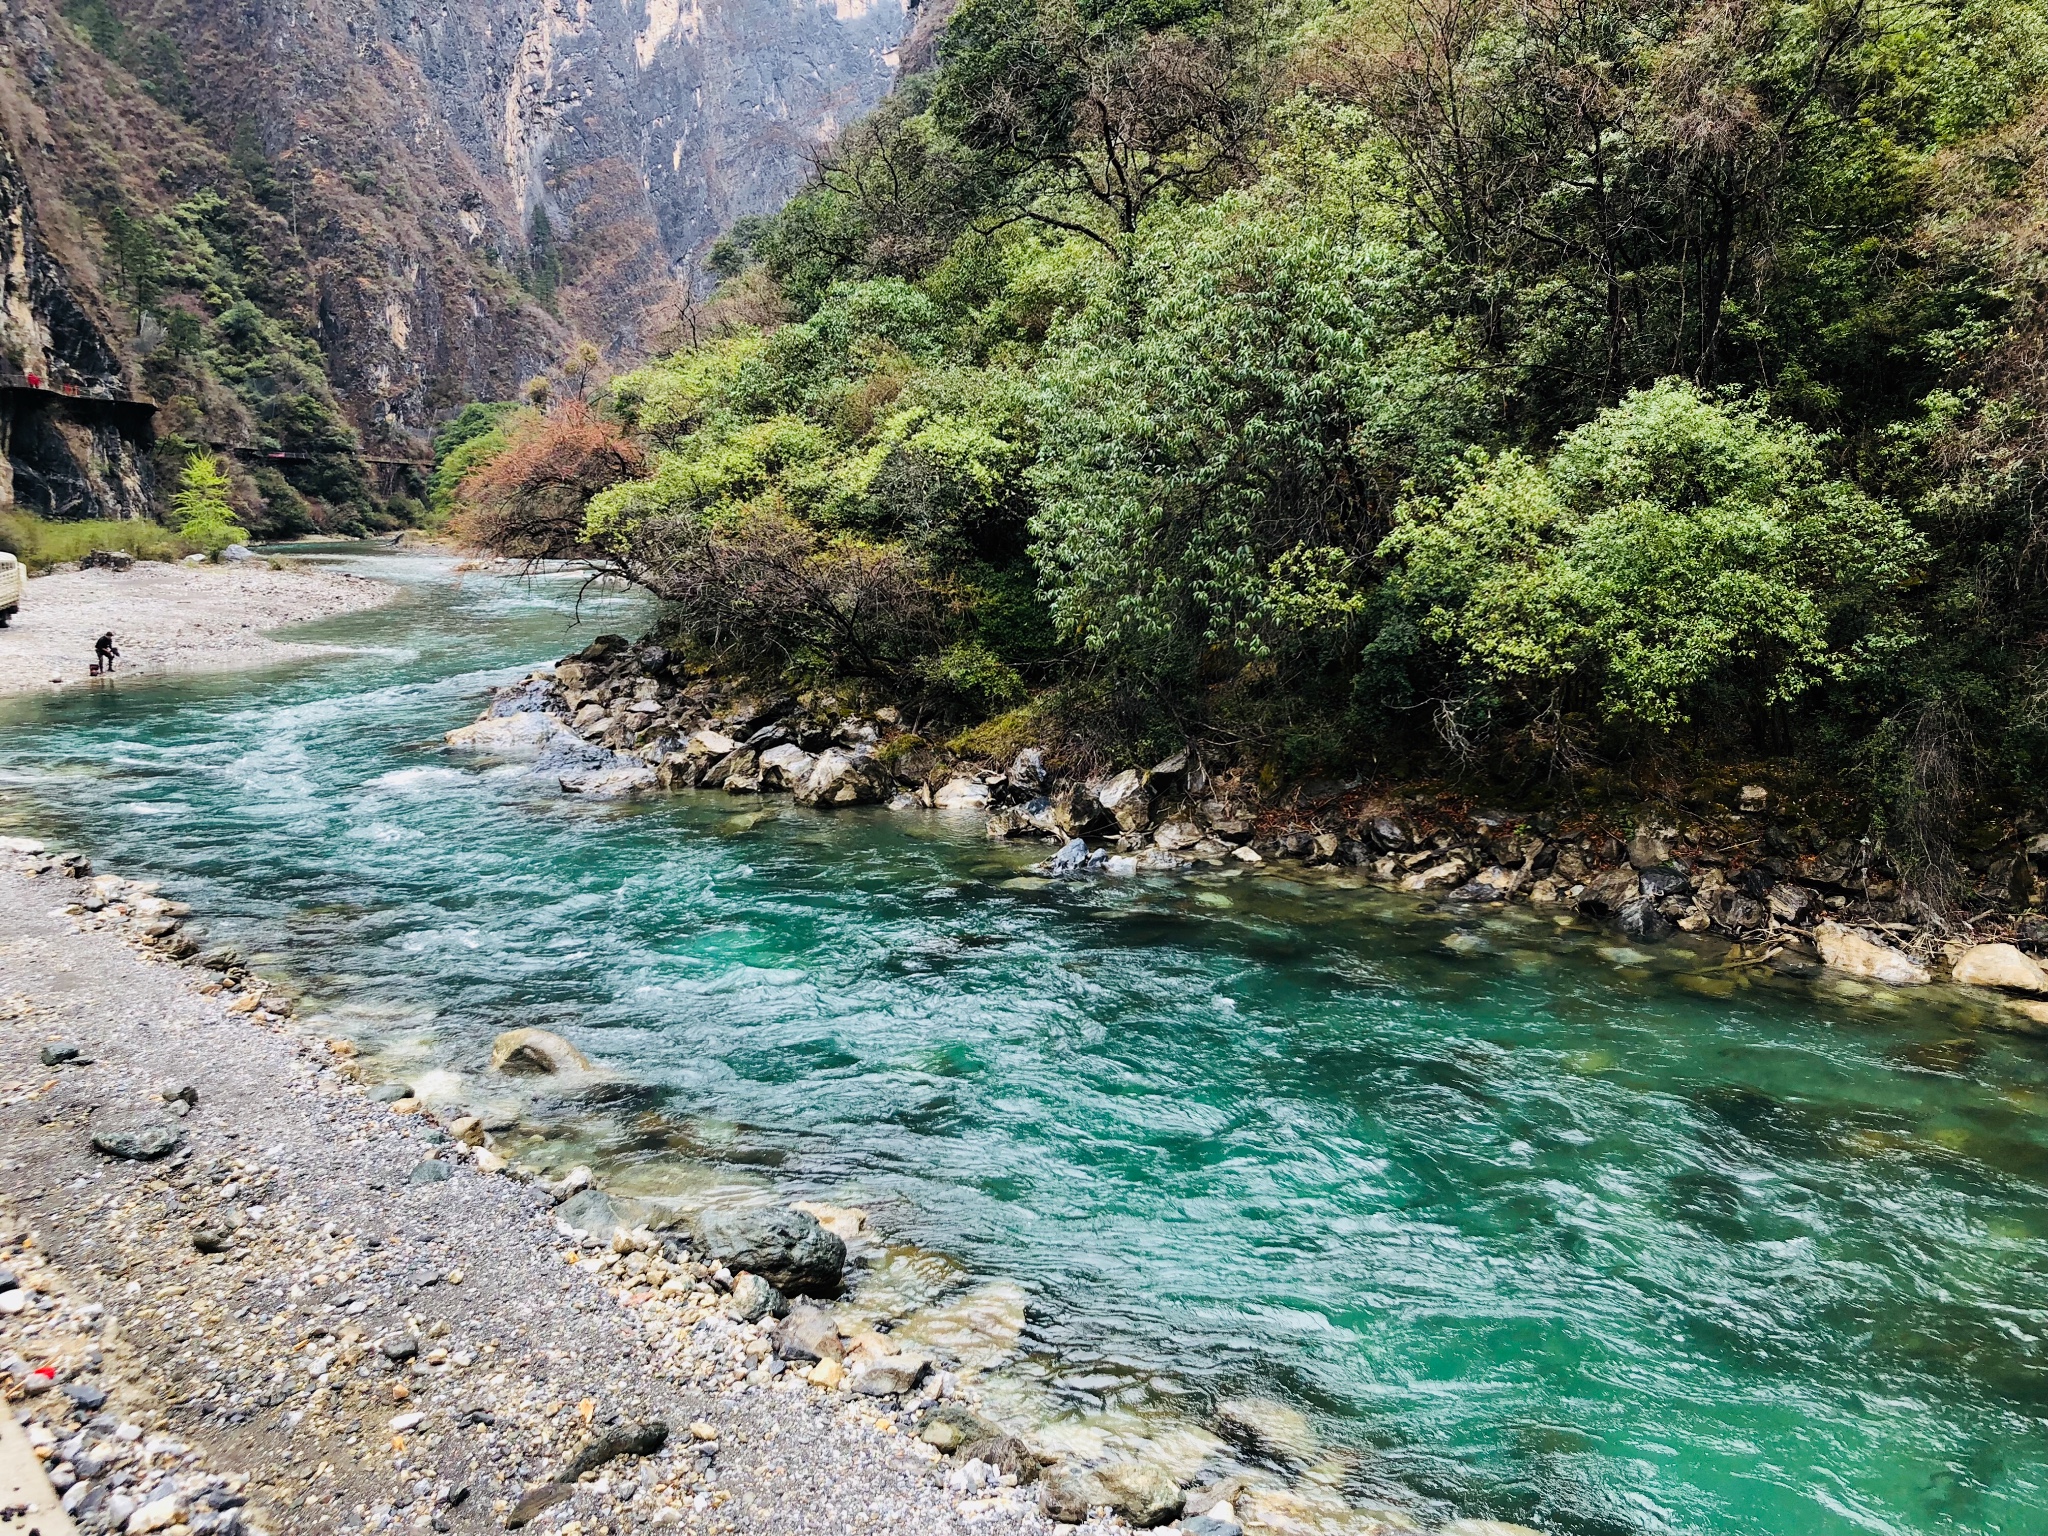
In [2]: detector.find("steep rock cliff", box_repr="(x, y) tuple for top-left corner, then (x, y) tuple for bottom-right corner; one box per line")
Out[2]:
(123, 0), (912, 436)
(0, 0), (913, 521)
(0, 17), (154, 518)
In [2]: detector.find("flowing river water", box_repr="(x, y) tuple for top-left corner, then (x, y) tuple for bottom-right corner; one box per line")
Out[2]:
(4, 550), (2048, 1536)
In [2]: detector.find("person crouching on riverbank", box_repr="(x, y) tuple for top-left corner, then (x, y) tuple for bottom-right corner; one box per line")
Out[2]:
(94, 632), (119, 674)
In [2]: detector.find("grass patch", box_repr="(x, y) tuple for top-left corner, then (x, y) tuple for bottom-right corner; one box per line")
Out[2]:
(0, 512), (193, 572)
(945, 698), (1055, 763)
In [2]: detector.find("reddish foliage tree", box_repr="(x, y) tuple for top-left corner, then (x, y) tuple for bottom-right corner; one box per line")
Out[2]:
(453, 404), (647, 560)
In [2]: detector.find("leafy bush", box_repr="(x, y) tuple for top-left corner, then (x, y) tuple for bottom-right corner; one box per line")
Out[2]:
(1030, 184), (1484, 678)
(0, 513), (191, 571)
(1383, 382), (1925, 729)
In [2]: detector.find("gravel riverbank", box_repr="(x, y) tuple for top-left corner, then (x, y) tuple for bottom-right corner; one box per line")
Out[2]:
(0, 855), (1088, 1536)
(0, 560), (395, 694)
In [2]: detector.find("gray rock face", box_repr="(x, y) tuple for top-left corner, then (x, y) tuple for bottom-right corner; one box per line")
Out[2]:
(728, 1271), (786, 1322)
(1618, 895), (1675, 942)
(1038, 1466), (1101, 1524)
(850, 1351), (932, 1396)
(694, 1206), (846, 1296)
(1766, 882), (1819, 924)
(1365, 814), (1418, 852)
(0, 133), (153, 520)
(792, 749), (892, 808)
(90, 1116), (182, 1161)
(774, 1305), (843, 1363)
(1637, 864), (1693, 901)
(1007, 747), (1046, 791)
(557, 1188), (622, 1240)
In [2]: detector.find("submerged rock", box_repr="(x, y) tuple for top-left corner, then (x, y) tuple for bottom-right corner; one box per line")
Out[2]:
(1213, 1396), (1319, 1466)
(1093, 1463), (1184, 1528)
(1038, 1466), (1102, 1525)
(1816, 922), (1930, 986)
(1039, 1463), (1182, 1528)
(1998, 998), (2048, 1033)
(490, 1028), (593, 1074)
(693, 1206), (846, 1296)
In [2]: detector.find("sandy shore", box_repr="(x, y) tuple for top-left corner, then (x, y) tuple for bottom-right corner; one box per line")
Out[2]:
(0, 561), (395, 694)
(0, 851), (1079, 1536)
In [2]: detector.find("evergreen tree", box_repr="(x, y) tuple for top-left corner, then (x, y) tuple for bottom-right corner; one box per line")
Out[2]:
(172, 453), (247, 554)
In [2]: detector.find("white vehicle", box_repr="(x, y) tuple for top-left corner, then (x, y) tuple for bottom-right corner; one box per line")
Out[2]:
(0, 551), (20, 627)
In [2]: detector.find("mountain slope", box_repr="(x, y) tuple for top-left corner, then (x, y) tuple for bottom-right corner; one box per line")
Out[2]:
(0, 0), (913, 528)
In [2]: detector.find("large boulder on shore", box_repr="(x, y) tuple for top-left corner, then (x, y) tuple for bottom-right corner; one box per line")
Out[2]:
(793, 749), (892, 808)
(491, 1028), (593, 1074)
(1096, 768), (1153, 833)
(1951, 942), (2048, 992)
(693, 1206), (846, 1296)
(756, 743), (817, 791)
(445, 712), (575, 758)
(1815, 922), (1930, 986)
(933, 776), (993, 810)
(1038, 1462), (1182, 1528)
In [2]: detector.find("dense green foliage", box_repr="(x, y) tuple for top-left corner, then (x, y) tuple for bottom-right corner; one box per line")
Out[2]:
(0, 511), (192, 571)
(170, 452), (247, 553)
(460, 0), (2048, 896)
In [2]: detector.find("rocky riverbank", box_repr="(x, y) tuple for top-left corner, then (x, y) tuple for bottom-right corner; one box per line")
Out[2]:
(0, 559), (396, 694)
(0, 843), (1548, 1536)
(446, 634), (2048, 1024)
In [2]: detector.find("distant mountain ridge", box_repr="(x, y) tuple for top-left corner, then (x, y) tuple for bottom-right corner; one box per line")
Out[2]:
(0, 0), (913, 528)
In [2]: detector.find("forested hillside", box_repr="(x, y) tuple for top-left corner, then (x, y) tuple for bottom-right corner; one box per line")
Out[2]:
(459, 0), (2048, 911)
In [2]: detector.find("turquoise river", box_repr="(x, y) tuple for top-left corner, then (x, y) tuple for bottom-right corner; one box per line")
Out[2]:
(3, 551), (2046, 1536)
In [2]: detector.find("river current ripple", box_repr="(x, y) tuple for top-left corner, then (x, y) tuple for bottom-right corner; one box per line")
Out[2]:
(4, 551), (2047, 1536)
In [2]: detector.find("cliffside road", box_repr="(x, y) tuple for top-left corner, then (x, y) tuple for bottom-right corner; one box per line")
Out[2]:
(0, 562), (395, 694)
(0, 860), (1065, 1536)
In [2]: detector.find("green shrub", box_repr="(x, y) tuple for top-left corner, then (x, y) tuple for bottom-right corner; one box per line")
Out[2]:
(171, 452), (250, 554)
(0, 512), (192, 571)
(1383, 381), (1925, 730)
